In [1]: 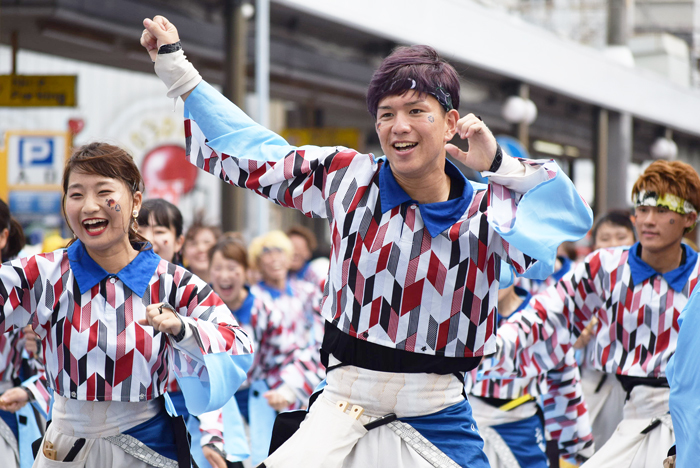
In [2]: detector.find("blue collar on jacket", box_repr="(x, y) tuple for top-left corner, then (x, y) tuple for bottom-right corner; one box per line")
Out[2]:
(256, 280), (293, 299)
(378, 158), (474, 238)
(231, 286), (255, 326)
(67, 239), (161, 297)
(628, 242), (698, 292)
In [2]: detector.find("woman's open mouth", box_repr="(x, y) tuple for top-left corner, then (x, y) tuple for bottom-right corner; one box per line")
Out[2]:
(83, 218), (109, 236)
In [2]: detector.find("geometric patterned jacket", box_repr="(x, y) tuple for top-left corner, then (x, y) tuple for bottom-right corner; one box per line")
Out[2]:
(184, 81), (592, 373)
(251, 279), (325, 403)
(482, 243), (700, 380)
(0, 241), (254, 406)
(466, 288), (593, 458)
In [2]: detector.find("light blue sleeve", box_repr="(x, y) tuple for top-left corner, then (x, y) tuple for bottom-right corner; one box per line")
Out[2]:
(668, 286), (700, 468)
(184, 81), (296, 163)
(176, 353), (253, 416)
(493, 169), (593, 280)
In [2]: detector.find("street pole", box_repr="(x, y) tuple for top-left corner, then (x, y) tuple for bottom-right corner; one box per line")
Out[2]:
(221, 0), (248, 233)
(254, 0), (270, 237)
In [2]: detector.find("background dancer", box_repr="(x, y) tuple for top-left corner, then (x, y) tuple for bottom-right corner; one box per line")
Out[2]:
(248, 230), (325, 411)
(138, 199), (238, 468)
(0, 199), (46, 468)
(467, 279), (593, 468)
(182, 214), (221, 284)
(483, 160), (700, 468)
(207, 235), (323, 465)
(140, 16), (592, 467)
(574, 210), (636, 451)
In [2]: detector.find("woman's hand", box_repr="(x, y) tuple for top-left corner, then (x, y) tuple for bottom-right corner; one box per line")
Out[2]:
(138, 303), (184, 337)
(0, 387), (30, 413)
(140, 16), (181, 62)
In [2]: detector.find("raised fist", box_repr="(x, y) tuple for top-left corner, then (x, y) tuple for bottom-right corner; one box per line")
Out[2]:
(140, 16), (181, 62)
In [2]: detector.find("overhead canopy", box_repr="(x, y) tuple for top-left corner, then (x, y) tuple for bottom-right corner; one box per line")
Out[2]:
(277, 0), (700, 138)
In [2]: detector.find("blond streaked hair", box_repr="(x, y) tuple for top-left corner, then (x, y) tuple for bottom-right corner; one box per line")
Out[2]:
(248, 230), (294, 267)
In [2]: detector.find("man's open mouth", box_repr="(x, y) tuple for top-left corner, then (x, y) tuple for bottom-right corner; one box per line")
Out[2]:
(393, 142), (417, 150)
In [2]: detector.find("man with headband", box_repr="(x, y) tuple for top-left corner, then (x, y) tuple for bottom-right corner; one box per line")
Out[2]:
(139, 15), (592, 468)
(482, 159), (700, 467)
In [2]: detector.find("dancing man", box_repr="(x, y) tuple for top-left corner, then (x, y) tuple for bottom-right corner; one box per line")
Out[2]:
(140, 16), (592, 467)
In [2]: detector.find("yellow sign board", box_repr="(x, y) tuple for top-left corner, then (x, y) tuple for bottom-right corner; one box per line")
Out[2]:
(281, 128), (362, 151)
(0, 75), (77, 107)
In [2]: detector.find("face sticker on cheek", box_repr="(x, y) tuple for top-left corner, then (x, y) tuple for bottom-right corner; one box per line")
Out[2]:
(670, 219), (675, 224)
(376, 122), (381, 130)
(427, 115), (435, 123)
(106, 199), (122, 212)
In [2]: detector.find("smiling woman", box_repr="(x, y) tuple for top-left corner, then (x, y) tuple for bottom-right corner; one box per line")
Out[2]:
(0, 142), (254, 468)
(62, 143), (147, 272)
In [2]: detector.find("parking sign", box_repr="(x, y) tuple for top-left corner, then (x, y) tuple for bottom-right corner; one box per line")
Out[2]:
(19, 137), (54, 167)
(6, 132), (68, 188)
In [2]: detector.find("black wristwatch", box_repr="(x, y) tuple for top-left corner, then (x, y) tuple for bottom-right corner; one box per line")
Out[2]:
(488, 144), (503, 173)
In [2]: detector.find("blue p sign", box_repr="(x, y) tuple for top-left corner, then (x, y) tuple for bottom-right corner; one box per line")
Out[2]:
(18, 137), (54, 167)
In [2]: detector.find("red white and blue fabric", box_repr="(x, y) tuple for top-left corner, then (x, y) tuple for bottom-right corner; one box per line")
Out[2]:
(0, 330), (45, 468)
(516, 256), (573, 296)
(467, 287), (593, 458)
(183, 81), (593, 364)
(0, 240), (254, 414)
(197, 286), (325, 464)
(482, 243), (700, 382)
(291, 261), (326, 289)
(251, 279), (325, 402)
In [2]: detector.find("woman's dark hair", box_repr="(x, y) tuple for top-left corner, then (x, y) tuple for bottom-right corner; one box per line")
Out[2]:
(0, 198), (26, 260)
(61, 142), (149, 249)
(591, 209), (636, 246)
(366, 45), (461, 119)
(138, 198), (184, 264)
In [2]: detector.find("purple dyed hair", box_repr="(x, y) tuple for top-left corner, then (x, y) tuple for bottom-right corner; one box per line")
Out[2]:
(366, 45), (460, 119)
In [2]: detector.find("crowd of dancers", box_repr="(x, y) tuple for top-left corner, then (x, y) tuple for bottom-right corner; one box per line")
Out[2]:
(0, 13), (697, 468)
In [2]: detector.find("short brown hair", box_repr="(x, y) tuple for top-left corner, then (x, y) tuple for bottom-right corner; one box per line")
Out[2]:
(286, 225), (317, 252)
(208, 235), (248, 269)
(631, 160), (700, 212)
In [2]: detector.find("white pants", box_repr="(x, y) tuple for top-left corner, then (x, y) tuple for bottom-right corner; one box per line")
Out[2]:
(580, 368), (625, 448)
(581, 385), (674, 468)
(32, 395), (177, 468)
(0, 416), (18, 468)
(262, 356), (464, 468)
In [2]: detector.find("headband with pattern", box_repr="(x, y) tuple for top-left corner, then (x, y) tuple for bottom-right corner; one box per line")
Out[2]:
(387, 78), (454, 113)
(633, 190), (697, 215)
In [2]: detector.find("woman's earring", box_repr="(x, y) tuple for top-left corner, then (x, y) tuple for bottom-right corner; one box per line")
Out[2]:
(133, 210), (138, 218)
